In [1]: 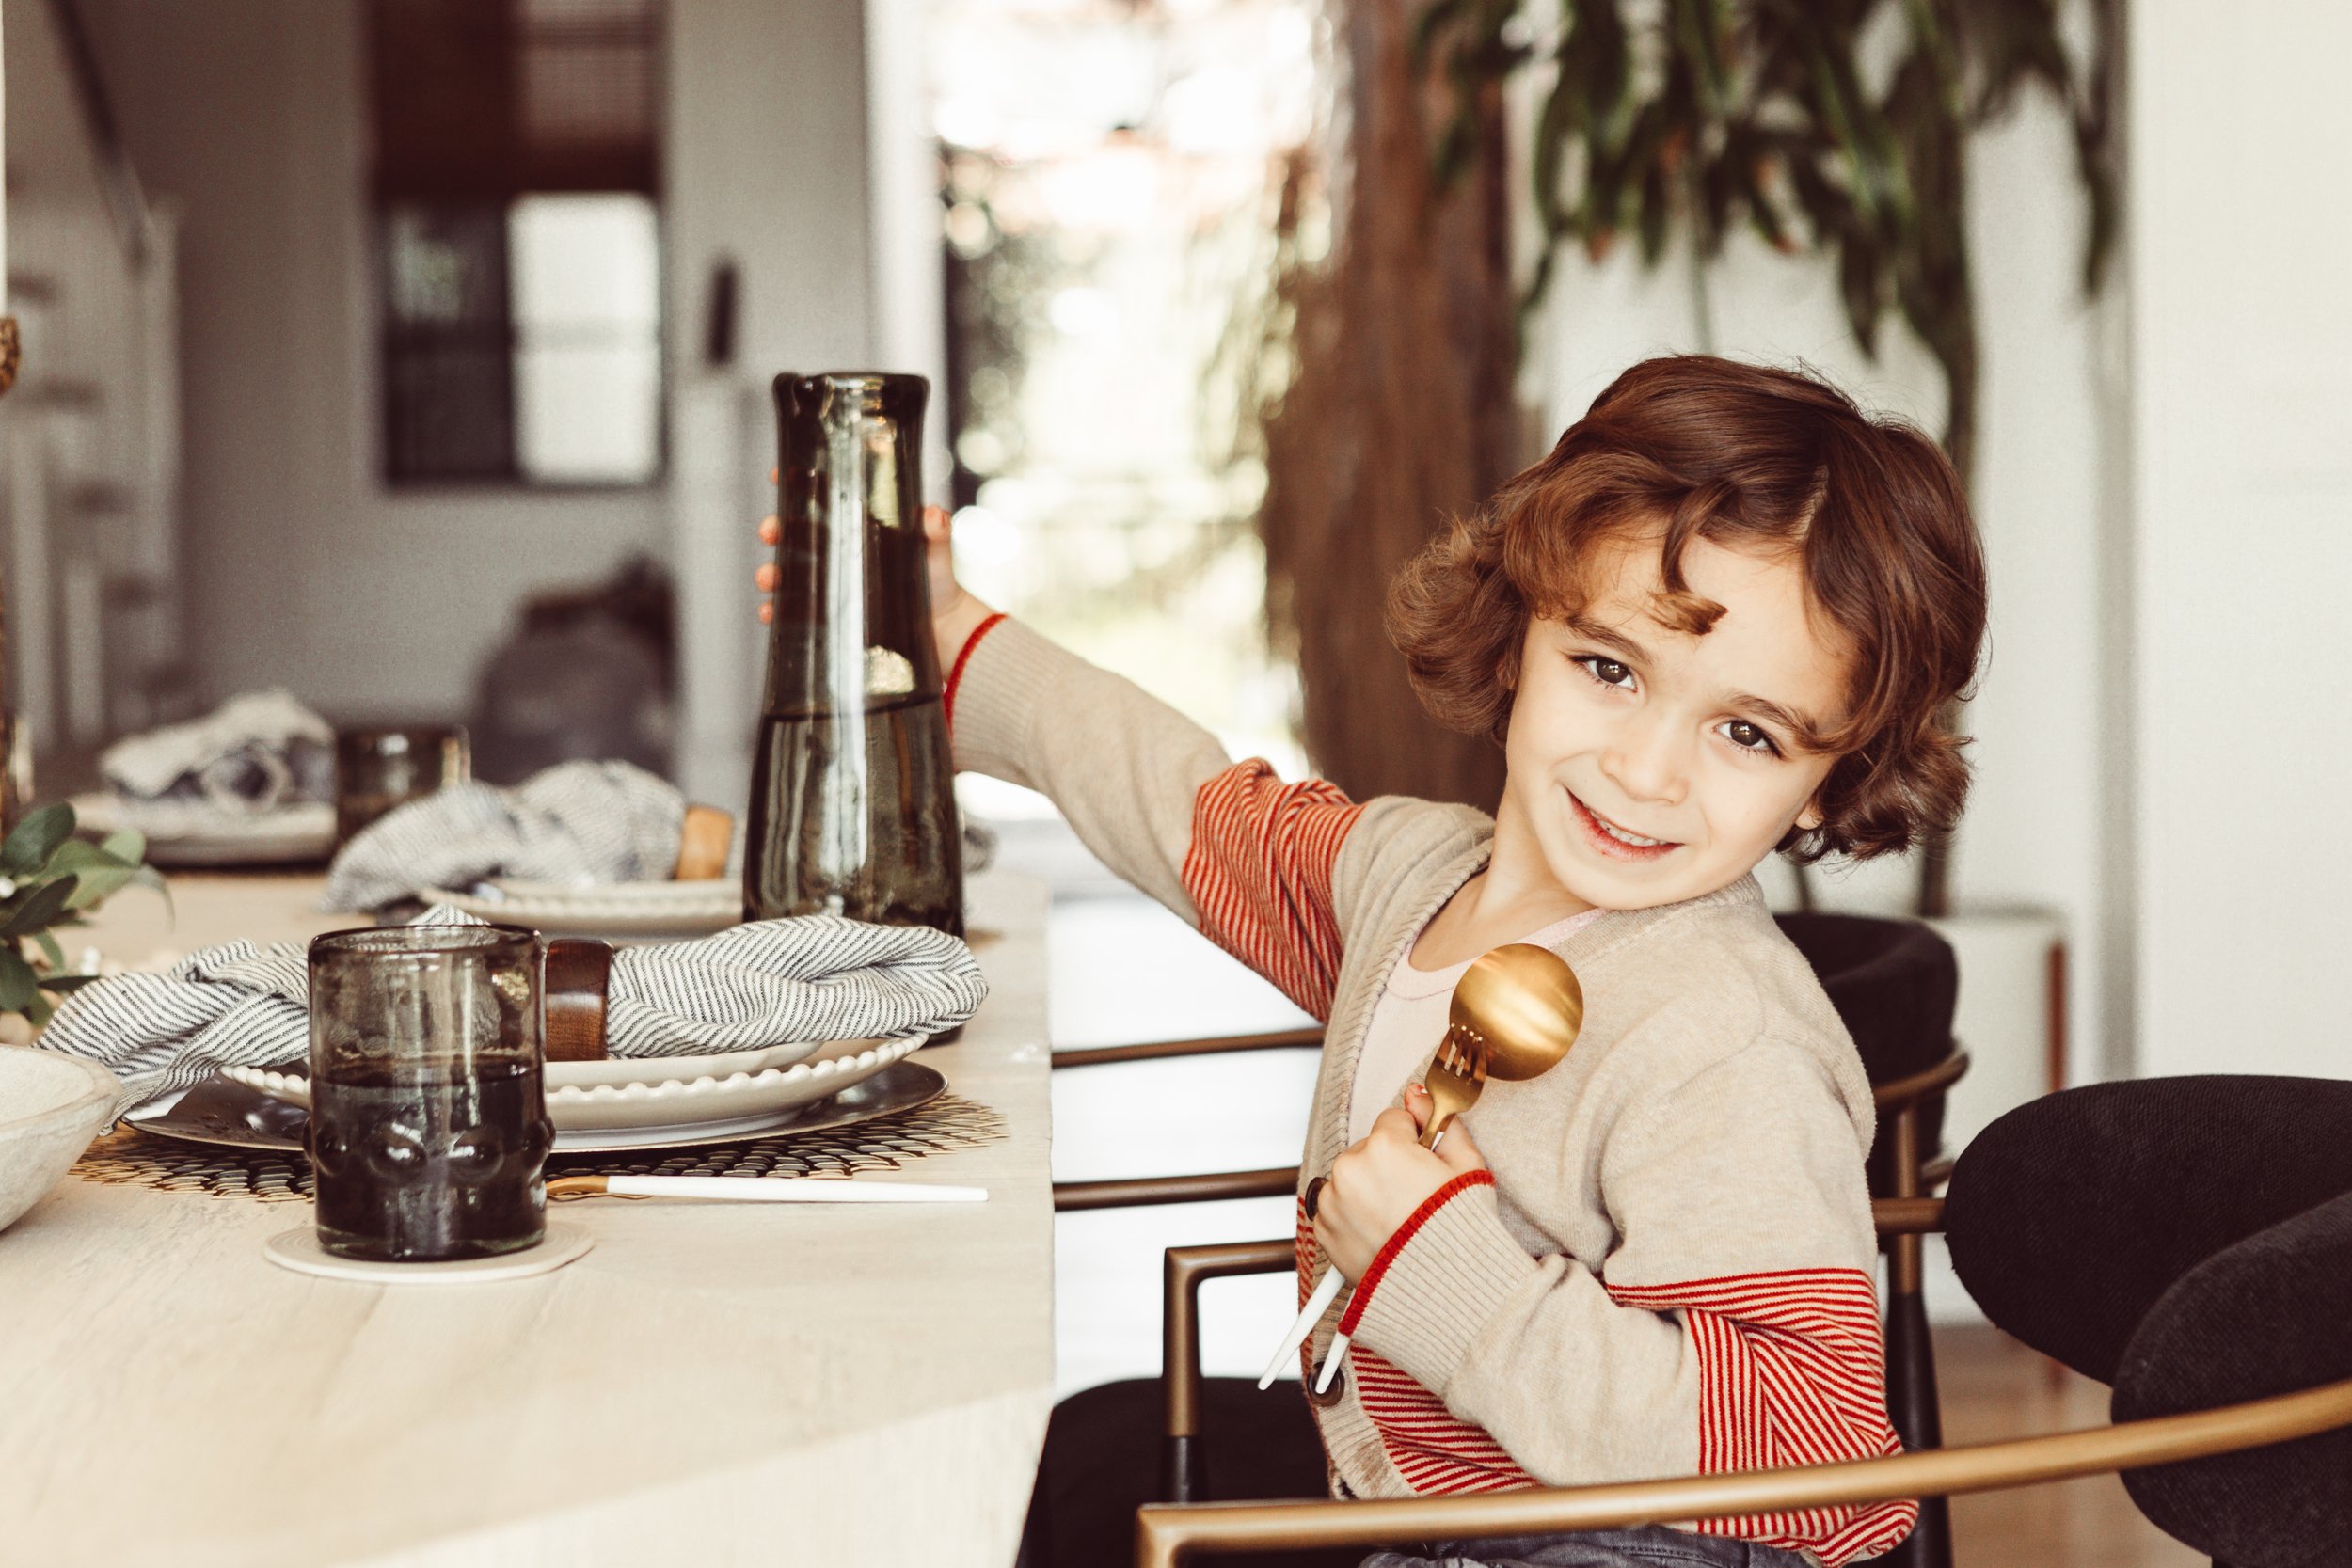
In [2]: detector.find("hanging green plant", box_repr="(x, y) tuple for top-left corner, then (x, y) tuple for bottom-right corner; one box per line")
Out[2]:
(1416, 0), (2119, 912)
(0, 802), (163, 1028)
(1424, 0), (2116, 481)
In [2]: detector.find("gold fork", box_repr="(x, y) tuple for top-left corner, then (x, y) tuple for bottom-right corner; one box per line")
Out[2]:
(1418, 1023), (1490, 1151)
(1301, 1029), (1490, 1392)
(1262, 943), (1581, 1394)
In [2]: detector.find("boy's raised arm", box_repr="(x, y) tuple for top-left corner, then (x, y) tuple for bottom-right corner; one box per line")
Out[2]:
(946, 614), (1368, 1023)
(945, 613), (1230, 917)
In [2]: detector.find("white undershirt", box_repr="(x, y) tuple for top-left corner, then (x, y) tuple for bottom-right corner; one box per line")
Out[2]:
(1345, 909), (1605, 1145)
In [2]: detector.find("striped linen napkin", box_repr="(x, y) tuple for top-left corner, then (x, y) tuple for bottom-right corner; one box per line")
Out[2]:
(322, 759), (698, 912)
(39, 908), (987, 1122)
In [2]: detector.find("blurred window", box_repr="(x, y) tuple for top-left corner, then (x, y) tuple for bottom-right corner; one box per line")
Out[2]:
(368, 0), (664, 487)
(930, 0), (1317, 777)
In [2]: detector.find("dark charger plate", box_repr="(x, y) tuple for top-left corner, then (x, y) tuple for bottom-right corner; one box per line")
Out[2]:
(130, 1061), (949, 1156)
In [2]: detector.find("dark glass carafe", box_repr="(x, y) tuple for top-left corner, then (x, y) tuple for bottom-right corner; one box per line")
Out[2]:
(745, 372), (962, 936)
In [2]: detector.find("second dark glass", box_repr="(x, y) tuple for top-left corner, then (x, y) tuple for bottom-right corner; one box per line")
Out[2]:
(745, 372), (962, 936)
(305, 924), (551, 1263)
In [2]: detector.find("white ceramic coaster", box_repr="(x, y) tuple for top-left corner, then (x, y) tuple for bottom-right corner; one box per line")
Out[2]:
(263, 1222), (593, 1284)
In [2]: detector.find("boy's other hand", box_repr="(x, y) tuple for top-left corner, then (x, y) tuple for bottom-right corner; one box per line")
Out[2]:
(756, 483), (995, 670)
(1312, 1085), (1487, 1283)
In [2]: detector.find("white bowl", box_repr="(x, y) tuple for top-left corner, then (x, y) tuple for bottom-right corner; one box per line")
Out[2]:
(0, 1048), (119, 1234)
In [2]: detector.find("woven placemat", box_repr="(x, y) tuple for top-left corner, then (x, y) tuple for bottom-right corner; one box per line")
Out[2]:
(70, 1093), (1009, 1203)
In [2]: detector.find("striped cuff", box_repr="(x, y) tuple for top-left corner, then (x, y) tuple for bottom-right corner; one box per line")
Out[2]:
(1345, 1173), (1542, 1396)
(944, 616), (1062, 782)
(1338, 1170), (1494, 1334)
(943, 610), (1009, 734)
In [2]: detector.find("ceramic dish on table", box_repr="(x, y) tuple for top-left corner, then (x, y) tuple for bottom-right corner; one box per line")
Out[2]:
(135, 1056), (946, 1155)
(0, 1049), (119, 1233)
(219, 1034), (926, 1132)
(423, 878), (740, 941)
(70, 794), (336, 869)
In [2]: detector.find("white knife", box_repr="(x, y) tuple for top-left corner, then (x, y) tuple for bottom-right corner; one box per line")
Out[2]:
(548, 1175), (986, 1203)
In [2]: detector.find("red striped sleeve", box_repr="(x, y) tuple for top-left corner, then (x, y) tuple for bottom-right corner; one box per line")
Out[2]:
(1607, 1268), (1917, 1564)
(1353, 1345), (1536, 1494)
(1180, 760), (1366, 1021)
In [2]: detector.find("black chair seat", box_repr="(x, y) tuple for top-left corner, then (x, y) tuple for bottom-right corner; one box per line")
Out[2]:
(1946, 1075), (2352, 1385)
(2117, 1187), (2352, 1568)
(1025, 1377), (1355, 1568)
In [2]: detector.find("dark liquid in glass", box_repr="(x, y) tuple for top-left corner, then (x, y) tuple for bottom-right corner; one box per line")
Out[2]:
(744, 693), (961, 935)
(306, 1057), (553, 1262)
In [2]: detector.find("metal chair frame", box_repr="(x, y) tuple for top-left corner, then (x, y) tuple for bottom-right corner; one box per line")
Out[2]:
(1045, 1030), (2000, 1567)
(1140, 1196), (2352, 1564)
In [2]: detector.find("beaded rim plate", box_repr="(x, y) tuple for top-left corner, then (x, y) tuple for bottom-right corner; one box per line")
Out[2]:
(132, 1059), (948, 1155)
(219, 1035), (927, 1132)
(220, 1032), (901, 1094)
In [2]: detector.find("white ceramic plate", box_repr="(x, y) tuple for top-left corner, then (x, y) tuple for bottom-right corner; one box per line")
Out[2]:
(221, 1035), (926, 1132)
(423, 878), (739, 940)
(221, 1034), (859, 1095)
(72, 794), (335, 868)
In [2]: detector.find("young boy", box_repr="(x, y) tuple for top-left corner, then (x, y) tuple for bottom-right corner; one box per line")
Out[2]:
(762, 355), (1986, 1567)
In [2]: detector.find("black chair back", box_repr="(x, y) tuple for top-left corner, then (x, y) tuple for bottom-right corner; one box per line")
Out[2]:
(1773, 912), (1958, 1192)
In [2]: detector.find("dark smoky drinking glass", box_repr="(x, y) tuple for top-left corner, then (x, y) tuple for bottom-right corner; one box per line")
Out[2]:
(305, 924), (553, 1262)
(334, 725), (471, 845)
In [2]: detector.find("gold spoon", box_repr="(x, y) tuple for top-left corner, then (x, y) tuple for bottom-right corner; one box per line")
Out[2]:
(1261, 942), (1586, 1391)
(1420, 942), (1586, 1149)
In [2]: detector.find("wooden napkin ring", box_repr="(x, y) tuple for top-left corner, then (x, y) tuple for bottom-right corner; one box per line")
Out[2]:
(672, 804), (734, 881)
(543, 938), (615, 1062)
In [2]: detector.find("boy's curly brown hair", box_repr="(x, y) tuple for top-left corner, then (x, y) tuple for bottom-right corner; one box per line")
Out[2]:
(1387, 356), (1988, 863)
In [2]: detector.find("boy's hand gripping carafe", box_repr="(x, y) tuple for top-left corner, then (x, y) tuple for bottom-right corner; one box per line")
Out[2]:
(745, 372), (962, 936)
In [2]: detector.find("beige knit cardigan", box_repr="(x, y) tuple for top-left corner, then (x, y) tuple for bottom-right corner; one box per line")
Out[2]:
(952, 618), (1915, 1565)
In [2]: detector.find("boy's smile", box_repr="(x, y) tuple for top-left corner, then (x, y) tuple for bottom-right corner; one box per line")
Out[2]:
(1565, 790), (1679, 860)
(1491, 534), (1851, 916)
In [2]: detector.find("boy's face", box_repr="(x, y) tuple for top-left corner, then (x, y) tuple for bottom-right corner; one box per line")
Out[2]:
(1497, 535), (1849, 912)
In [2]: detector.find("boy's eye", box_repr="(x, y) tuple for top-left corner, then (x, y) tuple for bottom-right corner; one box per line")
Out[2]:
(1723, 720), (1781, 756)
(1576, 657), (1635, 690)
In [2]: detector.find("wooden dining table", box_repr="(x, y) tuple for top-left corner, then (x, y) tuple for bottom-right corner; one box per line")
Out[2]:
(0, 869), (1056, 1567)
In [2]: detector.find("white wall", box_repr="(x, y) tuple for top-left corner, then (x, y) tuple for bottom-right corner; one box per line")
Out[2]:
(2127, 3), (2352, 1081)
(664, 0), (881, 805)
(1, 0), (185, 748)
(1523, 89), (2126, 1086)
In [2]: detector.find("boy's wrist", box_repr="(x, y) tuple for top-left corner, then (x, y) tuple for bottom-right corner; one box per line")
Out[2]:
(935, 594), (998, 671)
(1345, 1177), (1538, 1394)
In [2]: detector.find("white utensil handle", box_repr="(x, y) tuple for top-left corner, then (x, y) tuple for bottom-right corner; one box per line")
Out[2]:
(1259, 1267), (1345, 1389)
(602, 1176), (987, 1203)
(1314, 1330), (1352, 1392)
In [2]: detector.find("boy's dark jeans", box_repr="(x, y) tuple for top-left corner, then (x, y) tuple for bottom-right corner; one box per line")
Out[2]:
(1360, 1526), (1816, 1568)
